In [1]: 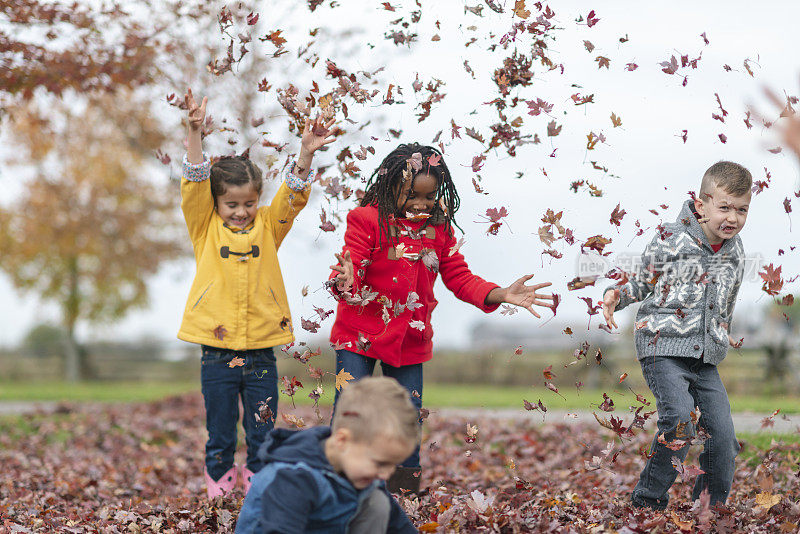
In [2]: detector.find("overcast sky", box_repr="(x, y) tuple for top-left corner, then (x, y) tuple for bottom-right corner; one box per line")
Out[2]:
(2, 0), (800, 352)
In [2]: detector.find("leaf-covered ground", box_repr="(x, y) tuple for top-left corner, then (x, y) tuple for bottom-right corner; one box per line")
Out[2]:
(1, 394), (799, 533)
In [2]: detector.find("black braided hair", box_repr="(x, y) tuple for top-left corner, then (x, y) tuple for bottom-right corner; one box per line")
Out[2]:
(209, 155), (263, 203)
(361, 143), (461, 246)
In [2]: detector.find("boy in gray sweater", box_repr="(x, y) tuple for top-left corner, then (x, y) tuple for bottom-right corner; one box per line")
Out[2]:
(602, 161), (752, 510)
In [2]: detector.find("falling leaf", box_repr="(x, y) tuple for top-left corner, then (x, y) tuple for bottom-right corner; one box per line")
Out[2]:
(213, 325), (228, 341)
(228, 357), (245, 368)
(449, 237), (466, 256)
(281, 413), (306, 428)
(420, 249), (439, 273)
(542, 365), (555, 380)
(586, 9), (600, 27)
(513, 0), (530, 19)
(610, 203), (626, 226)
(465, 423), (478, 443)
(755, 492), (782, 511)
(335, 369), (354, 391)
(760, 264), (784, 296)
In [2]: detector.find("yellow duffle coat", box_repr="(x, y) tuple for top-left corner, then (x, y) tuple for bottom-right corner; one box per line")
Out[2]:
(178, 169), (308, 350)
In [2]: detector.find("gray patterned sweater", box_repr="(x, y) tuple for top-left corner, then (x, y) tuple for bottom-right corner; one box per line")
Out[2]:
(606, 199), (744, 365)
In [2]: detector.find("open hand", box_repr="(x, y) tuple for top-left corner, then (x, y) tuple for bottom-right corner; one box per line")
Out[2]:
(501, 275), (554, 318)
(766, 84), (800, 159)
(301, 115), (338, 155)
(184, 88), (207, 132)
(602, 288), (620, 329)
(330, 250), (353, 292)
(751, 82), (800, 159)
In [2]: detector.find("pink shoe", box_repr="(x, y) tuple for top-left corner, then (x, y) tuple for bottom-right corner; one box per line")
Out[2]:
(240, 466), (255, 494)
(205, 465), (237, 498)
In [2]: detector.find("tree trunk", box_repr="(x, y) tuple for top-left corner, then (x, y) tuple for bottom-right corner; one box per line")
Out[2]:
(63, 333), (81, 382)
(63, 256), (82, 382)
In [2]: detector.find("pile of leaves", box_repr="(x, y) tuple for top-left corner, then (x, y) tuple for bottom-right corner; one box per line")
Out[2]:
(1, 394), (799, 532)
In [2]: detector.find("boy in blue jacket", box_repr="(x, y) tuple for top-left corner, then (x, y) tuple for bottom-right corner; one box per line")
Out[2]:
(235, 376), (419, 533)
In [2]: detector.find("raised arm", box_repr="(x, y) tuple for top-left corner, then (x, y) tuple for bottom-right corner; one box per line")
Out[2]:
(180, 88), (214, 249)
(263, 115), (338, 248)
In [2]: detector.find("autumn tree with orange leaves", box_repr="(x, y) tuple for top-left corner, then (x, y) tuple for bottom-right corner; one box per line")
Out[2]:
(0, 95), (184, 381)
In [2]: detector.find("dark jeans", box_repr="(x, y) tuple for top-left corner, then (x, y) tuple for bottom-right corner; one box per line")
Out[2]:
(201, 345), (277, 481)
(334, 350), (423, 468)
(633, 355), (740, 509)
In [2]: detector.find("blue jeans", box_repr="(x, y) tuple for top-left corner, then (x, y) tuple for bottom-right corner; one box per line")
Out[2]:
(201, 345), (277, 481)
(334, 350), (423, 468)
(633, 355), (740, 509)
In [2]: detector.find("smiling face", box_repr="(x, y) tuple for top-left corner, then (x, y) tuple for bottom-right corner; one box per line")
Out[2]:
(694, 184), (751, 245)
(395, 172), (439, 219)
(325, 430), (415, 490)
(215, 183), (260, 229)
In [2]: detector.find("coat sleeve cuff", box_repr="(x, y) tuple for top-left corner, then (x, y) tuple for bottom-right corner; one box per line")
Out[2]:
(285, 162), (316, 192)
(479, 283), (502, 313)
(182, 153), (211, 182)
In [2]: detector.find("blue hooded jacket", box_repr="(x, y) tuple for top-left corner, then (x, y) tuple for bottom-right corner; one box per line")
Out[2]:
(234, 425), (417, 533)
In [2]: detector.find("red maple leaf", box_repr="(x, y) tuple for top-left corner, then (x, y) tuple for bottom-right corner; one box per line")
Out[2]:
(759, 264), (784, 296)
(213, 325), (227, 340)
(586, 9), (600, 27)
(280, 376), (303, 404)
(660, 55), (679, 74)
(610, 203), (626, 227)
(471, 154), (486, 172)
(485, 206), (508, 222)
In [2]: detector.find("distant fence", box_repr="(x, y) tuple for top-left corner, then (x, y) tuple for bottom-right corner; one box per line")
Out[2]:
(1, 342), (797, 395)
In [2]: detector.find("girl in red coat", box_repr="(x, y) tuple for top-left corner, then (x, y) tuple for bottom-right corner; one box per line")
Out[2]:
(328, 143), (553, 492)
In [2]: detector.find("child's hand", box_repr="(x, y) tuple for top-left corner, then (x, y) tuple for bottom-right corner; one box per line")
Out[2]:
(301, 115), (337, 155)
(766, 85), (800, 160)
(498, 275), (554, 318)
(330, 250), (354, 292)
(602, 288), (620, 329)
(727, 333), (743, 348)
(185, 88), (207, 132)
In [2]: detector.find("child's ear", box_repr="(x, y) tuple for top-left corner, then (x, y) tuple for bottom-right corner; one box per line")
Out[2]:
(331, 427), (352, 445)
(694, 197), (704, 217)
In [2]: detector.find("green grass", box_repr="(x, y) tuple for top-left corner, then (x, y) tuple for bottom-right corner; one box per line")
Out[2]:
(737, 432), (800, 465)
(0, 380), (198, 403)
(1, 380), (799, 414)
(421, 383), (800, 414)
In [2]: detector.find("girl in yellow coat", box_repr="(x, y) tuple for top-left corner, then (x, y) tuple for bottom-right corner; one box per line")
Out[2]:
(180, 89), (336, 498)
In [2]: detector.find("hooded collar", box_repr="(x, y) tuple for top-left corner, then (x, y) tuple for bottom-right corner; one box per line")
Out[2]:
(257, 425), (334, 471)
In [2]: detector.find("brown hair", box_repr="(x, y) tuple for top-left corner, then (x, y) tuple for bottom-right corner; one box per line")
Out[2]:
(700, 161), (752, 198)
(210, 156), (263, 202)
(332, 376), (419, 445)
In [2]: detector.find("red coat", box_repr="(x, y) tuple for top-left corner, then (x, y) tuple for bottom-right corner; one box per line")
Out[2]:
(329, 206), (499, 367)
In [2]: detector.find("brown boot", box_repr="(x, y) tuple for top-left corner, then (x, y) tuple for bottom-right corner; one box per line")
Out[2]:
(386, 466), (421, 495)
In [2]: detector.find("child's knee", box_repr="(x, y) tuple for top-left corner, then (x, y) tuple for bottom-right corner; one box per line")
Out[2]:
(658, 411), (696, 439)
(349, 490), (391, 534)
(365, 490), (390, 517)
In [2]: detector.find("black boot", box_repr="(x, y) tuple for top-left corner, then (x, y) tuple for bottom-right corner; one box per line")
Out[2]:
(386, 466), (421, 495)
